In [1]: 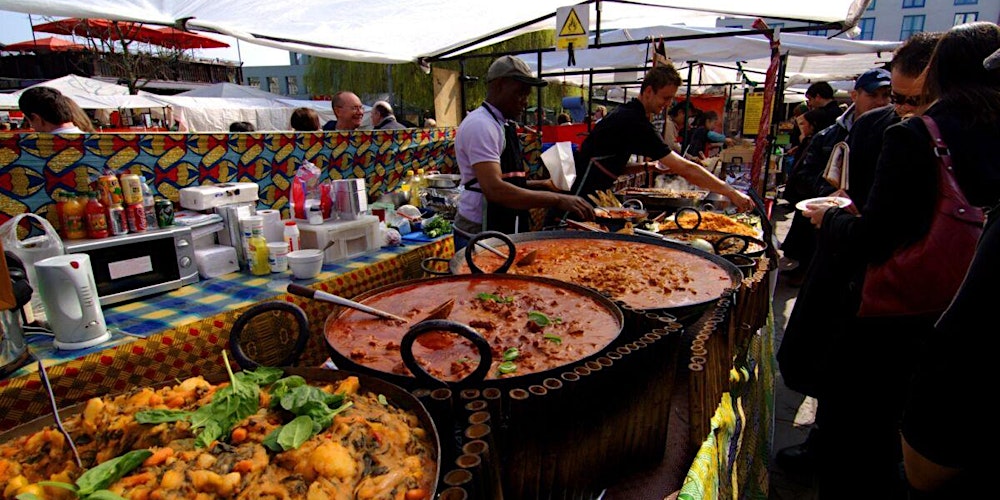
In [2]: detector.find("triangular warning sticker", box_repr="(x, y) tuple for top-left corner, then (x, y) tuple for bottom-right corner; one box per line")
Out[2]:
(559, 8), (586, 37)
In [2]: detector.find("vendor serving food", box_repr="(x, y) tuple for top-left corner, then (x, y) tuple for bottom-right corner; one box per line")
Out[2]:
(571, 65), (754, 213)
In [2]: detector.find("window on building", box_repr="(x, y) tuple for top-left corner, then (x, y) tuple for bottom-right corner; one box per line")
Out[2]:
(248, 77), (260, 89)
(900, 15), (925, 40)
(954, 0), (977, 5)
(858, 18), (876, 40)
(868, 0), (876, 10)
(286, 76), (299, 95)
(267, 76), (279, 93)
(902, 0), (925, 8)
(954, 12), (979, 24)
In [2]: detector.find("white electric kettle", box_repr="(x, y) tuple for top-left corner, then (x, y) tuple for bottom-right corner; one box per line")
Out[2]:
(35, 254), (111, 350)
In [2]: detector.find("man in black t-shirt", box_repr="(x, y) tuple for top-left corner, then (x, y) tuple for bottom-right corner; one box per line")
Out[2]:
(572, 65), (753, 212)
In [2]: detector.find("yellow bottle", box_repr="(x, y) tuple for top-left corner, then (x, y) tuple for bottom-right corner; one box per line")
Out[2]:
(410, 168), (424, 208)
(248, 226), (270, 276)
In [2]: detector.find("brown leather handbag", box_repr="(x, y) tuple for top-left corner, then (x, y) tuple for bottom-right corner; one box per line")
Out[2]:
(858, 115), (985, 317)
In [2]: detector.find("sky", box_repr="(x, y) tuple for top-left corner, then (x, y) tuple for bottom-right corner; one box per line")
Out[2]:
(0, 11), (290, 67)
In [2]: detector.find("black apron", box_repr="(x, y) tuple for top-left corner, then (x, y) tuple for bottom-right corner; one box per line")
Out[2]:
(463, 104), (530, 234)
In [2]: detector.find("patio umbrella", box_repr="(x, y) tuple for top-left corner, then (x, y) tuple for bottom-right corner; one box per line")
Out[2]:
(32, 18), (162, 43)
(142, 27), (229, 50)
(2, 37), (86, 52)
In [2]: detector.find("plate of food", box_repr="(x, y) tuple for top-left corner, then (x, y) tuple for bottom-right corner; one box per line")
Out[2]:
(795, 196), (852, 212)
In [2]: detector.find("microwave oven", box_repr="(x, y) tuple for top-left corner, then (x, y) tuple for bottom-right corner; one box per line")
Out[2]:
(62, 226), (199, 306)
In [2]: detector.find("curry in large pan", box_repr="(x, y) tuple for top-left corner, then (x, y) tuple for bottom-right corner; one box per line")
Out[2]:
(450, 231), (740, 312)
(0, 367), (439, 499)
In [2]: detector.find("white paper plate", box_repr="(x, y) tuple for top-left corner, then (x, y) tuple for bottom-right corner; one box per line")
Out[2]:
(795, 196), (852, 212)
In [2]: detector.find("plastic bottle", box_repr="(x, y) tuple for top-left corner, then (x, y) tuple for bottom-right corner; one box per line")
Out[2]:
(53, 191), (68, 237)
(409, 169), (423, 208)
(283, 220), (301, 252)
(248, 225), (270, 276)
(63, 193), (88, 240)
(139, 175), (157, 229)
(84, 192), (109, 239)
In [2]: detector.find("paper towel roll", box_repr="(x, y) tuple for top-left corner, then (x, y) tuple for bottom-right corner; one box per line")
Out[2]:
(258, 210), (283, 243)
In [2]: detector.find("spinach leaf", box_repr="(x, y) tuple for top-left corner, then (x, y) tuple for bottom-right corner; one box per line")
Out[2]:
(261, 428), (282, 452)
(35, 481), (76, 493)
(280, 385), (343, 414)
(134, 409), (191, 424)
(276, 415), (315, 450)
(269, 375), (307, 407)
(237, 366), (284, 386)
(189, 352), (260, 448)
(87, 491), (128, 500)
(476, 292), (514, 304)
(527, 311), (561, 327)
(15, 494), (42, 500)
(76, 449), (152, 496)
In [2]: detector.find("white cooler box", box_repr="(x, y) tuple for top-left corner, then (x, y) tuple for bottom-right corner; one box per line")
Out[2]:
(299, 215), (380, 264)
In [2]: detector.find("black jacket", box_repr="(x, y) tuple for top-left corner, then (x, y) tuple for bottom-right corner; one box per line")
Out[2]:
(375, 116), (406, 130)
(784, 120), (847, 203)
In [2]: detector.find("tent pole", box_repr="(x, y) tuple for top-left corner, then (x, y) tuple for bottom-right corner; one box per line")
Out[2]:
(459, 58), (468, 121)
(536, 51), (543, 127)
(587, 70), (594, 132)
(681, 62), (694, 155)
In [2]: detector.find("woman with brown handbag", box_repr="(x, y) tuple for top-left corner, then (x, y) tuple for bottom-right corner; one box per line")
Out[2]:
(802, 22), (1000, 499)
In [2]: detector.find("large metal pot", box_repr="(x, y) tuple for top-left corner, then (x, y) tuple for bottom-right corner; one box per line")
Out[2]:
(424, 173), (462, 189)
(324, 274), (624, 390)
(0, 367), (442, 497)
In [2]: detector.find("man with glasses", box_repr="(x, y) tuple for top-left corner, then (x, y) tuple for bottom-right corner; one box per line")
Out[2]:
(776, 33), (942, 475)
(322, 91), (365, 131)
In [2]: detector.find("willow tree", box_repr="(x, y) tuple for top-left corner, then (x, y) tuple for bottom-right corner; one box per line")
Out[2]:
(305, 30), (585, 122)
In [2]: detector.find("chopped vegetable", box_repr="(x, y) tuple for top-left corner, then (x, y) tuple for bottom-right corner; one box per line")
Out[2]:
(543, 333), (563, 345)
(498, 361), (517, 374)
(502, 347), (519, 361)
(422, 215), (453, 238)
(377, 394), (388, 406)
(476, 292), (514, 303)
(527, 311), (561, 327)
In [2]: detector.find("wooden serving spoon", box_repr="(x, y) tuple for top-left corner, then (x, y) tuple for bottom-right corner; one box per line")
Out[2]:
(417, 298), (455, 323)
(515, 249), (538, 266)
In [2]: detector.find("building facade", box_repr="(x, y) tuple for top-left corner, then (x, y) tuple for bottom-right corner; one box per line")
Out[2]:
(241, 52), (311, 99)
(717, 0), (999, 41)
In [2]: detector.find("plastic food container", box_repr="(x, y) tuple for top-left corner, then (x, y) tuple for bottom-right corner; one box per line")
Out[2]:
(287, 249), (324, 279)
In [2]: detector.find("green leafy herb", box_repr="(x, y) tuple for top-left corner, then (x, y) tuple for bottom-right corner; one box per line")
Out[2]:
(16, 494), (43, 500)
(280, 385), (344, 414)
(527, 311), (561, 327)
(456, 357), (470, 364)
(189, 352), (260, 448)
(502, 347), (519, 361)
(543, 333), (563, 345)
(134, 409), (191, 424)
(237, 366), (284, 386)
(75, 449), (152, 496)
(498, 361), (517, 374)
(476, 292), (514, 304)
(269, 375), (307, 407)
(422, 215), (453, 238)
(377, 394), (388, 406)
(276, 415), (315, 451)
(261, 428), (281, 452)
(85, 491), (128, 500)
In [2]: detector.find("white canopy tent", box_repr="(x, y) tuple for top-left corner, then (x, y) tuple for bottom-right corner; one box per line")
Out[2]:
(0, 1), (871, 64)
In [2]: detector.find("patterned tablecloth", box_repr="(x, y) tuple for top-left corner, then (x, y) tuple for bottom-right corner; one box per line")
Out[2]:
(0, 237), (454, 432)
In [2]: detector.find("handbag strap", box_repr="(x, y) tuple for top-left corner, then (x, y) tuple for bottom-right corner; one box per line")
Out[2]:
(919, 115), (984, 224)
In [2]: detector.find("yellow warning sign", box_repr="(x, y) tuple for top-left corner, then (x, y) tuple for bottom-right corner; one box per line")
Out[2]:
(559, 9), (586, 36)
(556, 5), (589, 50)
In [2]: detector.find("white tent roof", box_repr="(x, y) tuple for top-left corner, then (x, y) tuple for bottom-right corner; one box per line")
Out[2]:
(0, 1), (870, 63)
(15, 75), (133, 97)
(177, 82), (287, 99)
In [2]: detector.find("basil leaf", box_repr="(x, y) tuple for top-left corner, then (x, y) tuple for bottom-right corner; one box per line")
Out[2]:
(527, 311), (551, 327)
(76, 449), (152, 496)
(277, 415), (315, 451)
(134, 409), (191, 424)
(261, 428), (282, 452)
(498, 361), (517, 374)
(476, 292), (513, 304)
(87, 490), (129, 500)
(502, 347), (519, 361)
(543, 333), (563, 345)
(269, 375), (307, 407)
(238, 366), (284, 386)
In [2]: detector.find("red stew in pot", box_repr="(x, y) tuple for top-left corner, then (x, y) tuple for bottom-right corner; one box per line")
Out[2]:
(325, 276), (621, 382)
(458, 238), (733, 310)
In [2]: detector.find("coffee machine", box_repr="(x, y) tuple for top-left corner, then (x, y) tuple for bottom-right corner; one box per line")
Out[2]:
(1, 252), (32, 378)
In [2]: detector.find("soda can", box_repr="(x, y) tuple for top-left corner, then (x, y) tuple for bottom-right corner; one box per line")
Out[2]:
(107, 204), (128, 236)
(154, 198), (174, 228)
(125, 203), (147, 232)
(96, 173), (123, 207)
(120, 174), (143, 205)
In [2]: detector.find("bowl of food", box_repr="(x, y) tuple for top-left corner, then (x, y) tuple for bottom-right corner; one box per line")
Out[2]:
(594, 206), (647, 232)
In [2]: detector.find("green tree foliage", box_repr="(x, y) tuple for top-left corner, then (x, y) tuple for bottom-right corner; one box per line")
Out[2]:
(304, 30), (585, 123)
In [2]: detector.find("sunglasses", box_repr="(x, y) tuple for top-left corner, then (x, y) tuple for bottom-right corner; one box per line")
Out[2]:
(890, 92), (923, 107)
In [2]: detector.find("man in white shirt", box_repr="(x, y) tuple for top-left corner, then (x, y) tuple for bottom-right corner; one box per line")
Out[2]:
(454, 56), (592, 244)
(18, 87), (83, 133)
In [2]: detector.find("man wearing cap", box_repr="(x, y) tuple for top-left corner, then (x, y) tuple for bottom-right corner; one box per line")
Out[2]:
(569, 65), (753, 213)
(780, 68), (891, 285)
(454, 55), (593, 242)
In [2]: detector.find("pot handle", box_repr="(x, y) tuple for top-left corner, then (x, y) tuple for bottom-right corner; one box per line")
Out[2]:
(622, 198), (644, 211)
(400, 319), (494, 389)
(673, 207), (702, 232)
(465, 231), (516, 274)
(420, 257), (453, 276)
(713, 234), (751, 255)
(720, 253), (755, 279)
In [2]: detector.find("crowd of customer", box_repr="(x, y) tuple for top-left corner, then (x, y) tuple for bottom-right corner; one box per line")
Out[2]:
(776, 22), (1000, 499)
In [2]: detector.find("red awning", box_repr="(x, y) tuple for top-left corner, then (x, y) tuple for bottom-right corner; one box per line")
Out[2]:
(32, 18), (163, 42)
(2, 37), (86, 52)
(143, 27), (229, 50)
